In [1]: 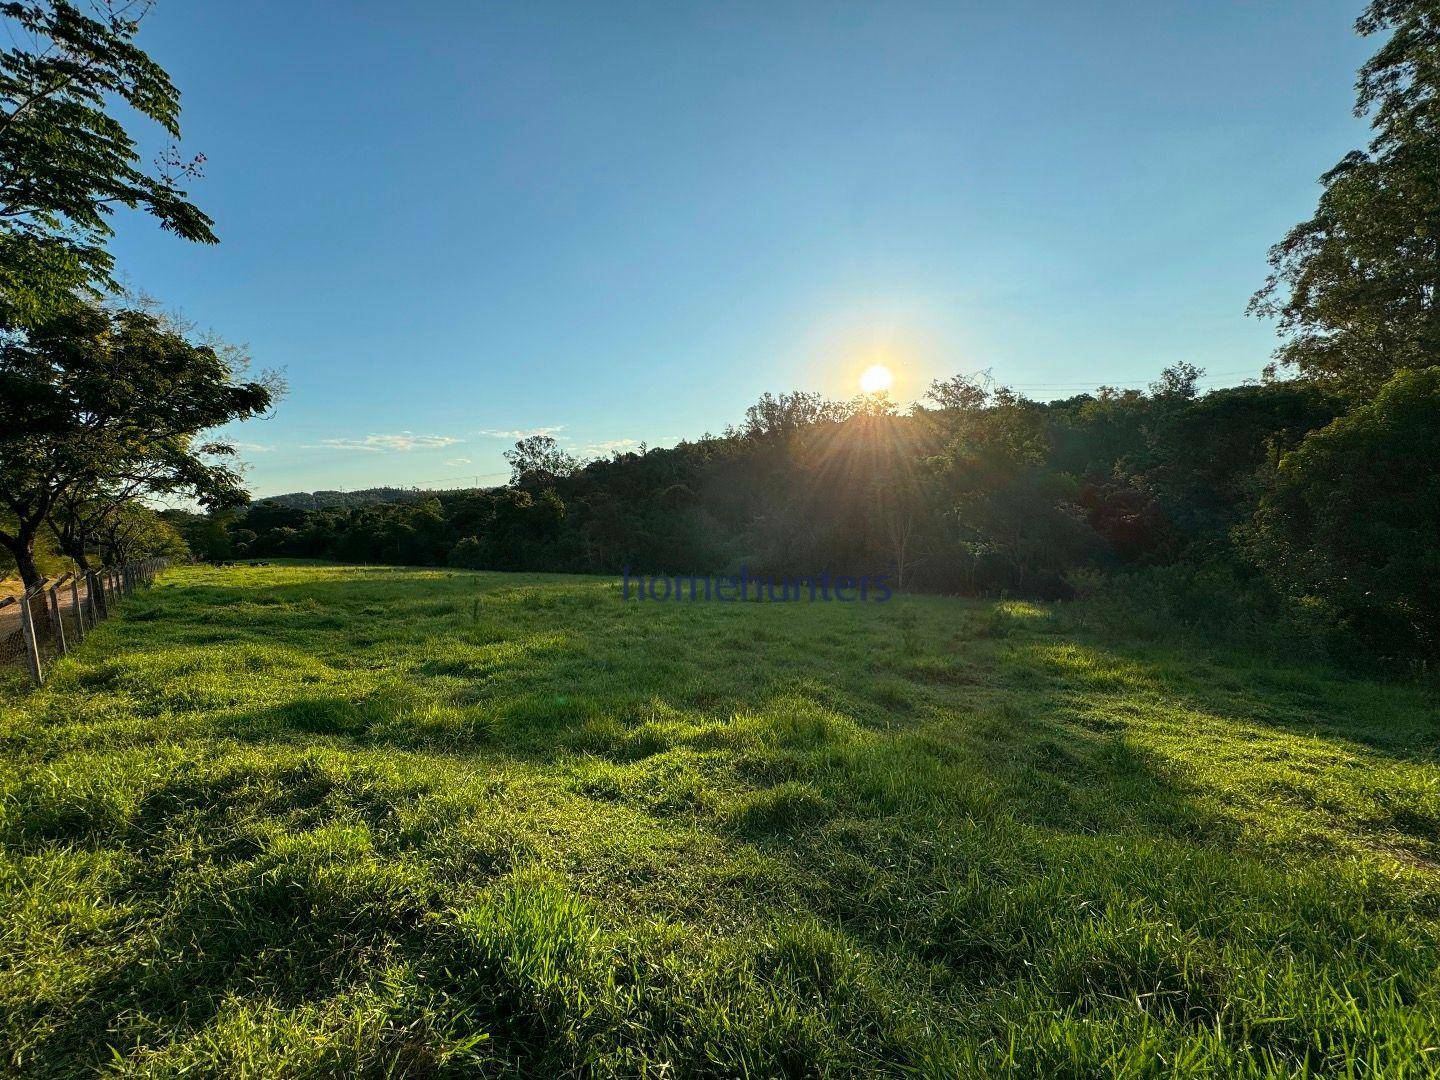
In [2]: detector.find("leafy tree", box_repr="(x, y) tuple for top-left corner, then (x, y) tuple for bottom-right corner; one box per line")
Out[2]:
(0, 1), (215, 327)
(160, 507), (234, 562)
(479, 488), (567, 569)
(0, 302), (273, 585)
(923, 372), (994, 414)
(928, 384), (1100, 594)
(1250, 1), (1440, 392)
(0, 505), (65, 578)
(1148, 361), (1204, 400)
(1137, 382), (1344, 554)
(504, 435), (579, 486)
(1046, 387), (1151, 479)
(736, 390), (848, 438)
(94, 499), (187, 563)
(1244, 367), (1440, 664)
(242, 500), (311, 538)
(46, 486), (122, 569)
(430, 489), (565, 569)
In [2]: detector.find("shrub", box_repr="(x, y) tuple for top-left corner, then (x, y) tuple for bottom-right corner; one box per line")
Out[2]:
(448, 536), (484, 569)
(1067, 561), (1327, 661)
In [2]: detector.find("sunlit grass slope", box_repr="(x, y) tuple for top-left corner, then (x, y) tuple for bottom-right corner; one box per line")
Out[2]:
(2, 562), (1439, 1076)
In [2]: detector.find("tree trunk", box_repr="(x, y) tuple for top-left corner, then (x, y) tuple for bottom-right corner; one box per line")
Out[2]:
(69, 538), (92, 573)
(47, 518), (91, 572)
(0, 530), (43, 589)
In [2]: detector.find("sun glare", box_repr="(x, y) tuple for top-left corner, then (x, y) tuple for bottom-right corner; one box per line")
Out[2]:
(859, 363), (894, 394)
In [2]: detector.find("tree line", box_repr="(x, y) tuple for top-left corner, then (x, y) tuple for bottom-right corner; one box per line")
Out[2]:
(175, 354), (1433, 665)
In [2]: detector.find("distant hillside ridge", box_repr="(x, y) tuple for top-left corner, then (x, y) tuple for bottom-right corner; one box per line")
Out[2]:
(250, 486), (493, 511)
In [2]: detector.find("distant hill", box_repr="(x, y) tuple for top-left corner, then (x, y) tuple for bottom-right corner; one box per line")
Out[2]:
(251, 487), (450, 511)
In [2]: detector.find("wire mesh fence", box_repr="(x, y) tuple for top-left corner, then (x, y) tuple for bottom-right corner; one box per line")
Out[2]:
(0, 559), (169, 685)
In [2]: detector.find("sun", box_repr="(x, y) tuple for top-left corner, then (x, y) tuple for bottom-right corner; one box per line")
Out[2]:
(859, 363), (894, 394)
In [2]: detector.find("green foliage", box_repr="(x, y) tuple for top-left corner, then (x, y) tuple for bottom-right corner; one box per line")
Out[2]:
(1067, 561), (1329, 661)
(503, 434), (580, 485)
(212, 374), (1415, 659)
(95, 502), (189, 564)
(2, 562), (1439, 1073)
(0, 509), (67, 580)
(1250, 0), (1440, 392)
(160, 508), (235, 563)
(1131, 382), (1346, 556)
(0, 1), (216, 327)
(1245, 368), (1440, 667)
(928, 386), (1101, 595)
(0, 302), (273, 584)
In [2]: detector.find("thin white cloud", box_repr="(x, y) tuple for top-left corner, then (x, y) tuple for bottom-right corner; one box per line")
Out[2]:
(444, 457), (472, 467)
(230, 441), (275, 454)
(475, 425), (565, 439)
(309, 432), (462, 453)
(575, 438), (640, 456)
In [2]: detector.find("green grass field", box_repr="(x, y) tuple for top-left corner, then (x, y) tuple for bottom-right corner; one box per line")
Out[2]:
(2, 563), (1439, 1076)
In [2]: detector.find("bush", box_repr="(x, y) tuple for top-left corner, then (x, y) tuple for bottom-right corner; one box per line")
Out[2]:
(1067, 562), (1327, 661)
(448, 536), (484, 569)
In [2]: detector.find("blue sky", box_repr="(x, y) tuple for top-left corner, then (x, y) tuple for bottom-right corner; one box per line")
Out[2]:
(107, 1), (1373, 497)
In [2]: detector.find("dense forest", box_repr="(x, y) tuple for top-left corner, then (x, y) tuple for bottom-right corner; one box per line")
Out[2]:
(176, 367), (1335, 595)
(162, 359), (1435, 669)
